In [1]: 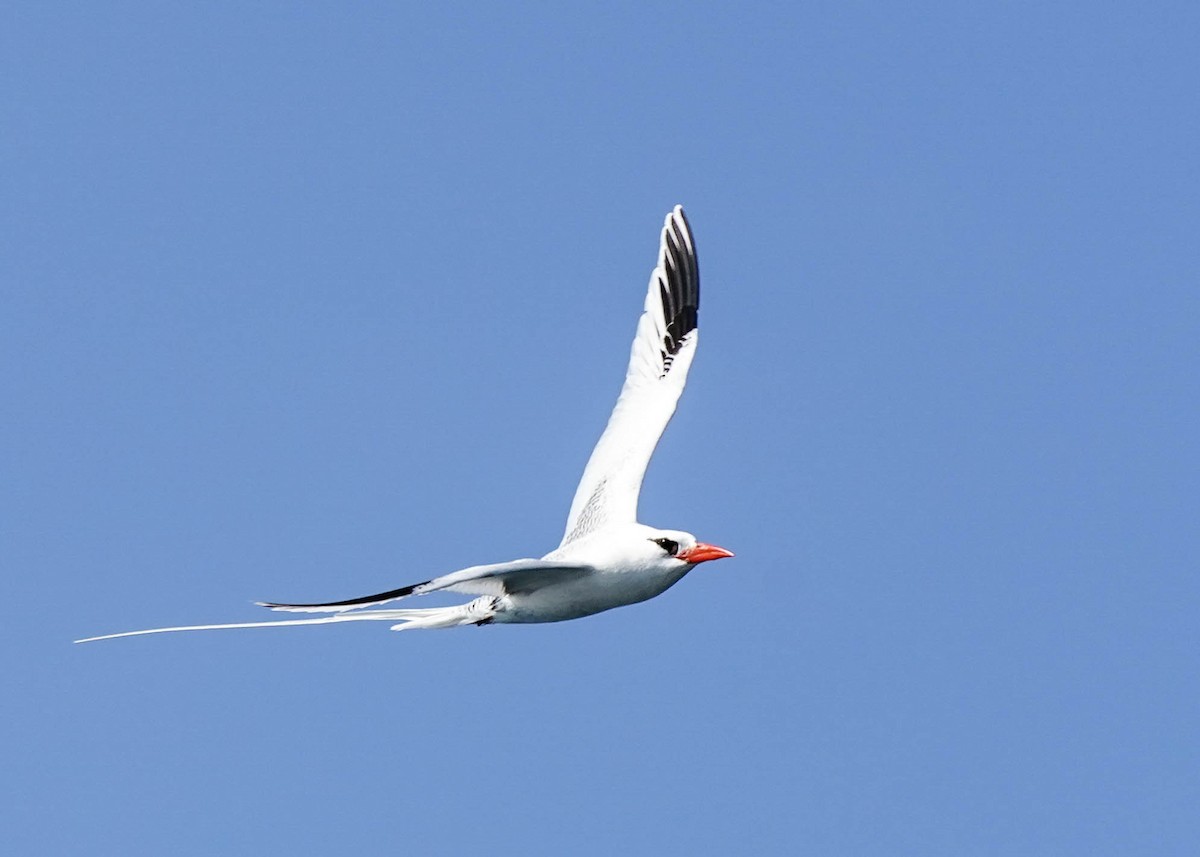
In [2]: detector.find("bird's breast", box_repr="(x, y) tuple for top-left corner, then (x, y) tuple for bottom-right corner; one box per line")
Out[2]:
(494, 567), (688, 624)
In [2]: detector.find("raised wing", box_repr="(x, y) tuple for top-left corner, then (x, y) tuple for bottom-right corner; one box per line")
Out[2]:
(260, 558), (594, 613)
(560, 205), (700, 546)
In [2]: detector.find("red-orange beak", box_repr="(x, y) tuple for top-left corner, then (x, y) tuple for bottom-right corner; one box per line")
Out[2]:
(677, 542), (735, 564)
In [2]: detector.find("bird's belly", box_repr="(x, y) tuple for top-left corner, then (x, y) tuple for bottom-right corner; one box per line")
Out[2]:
(496, 569), (688, 624)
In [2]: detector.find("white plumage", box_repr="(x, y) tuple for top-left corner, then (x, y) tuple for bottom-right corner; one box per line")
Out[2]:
(77, 206), (732, 644)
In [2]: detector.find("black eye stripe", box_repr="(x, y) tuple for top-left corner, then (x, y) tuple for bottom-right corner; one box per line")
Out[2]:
(651, 537), (680, 556)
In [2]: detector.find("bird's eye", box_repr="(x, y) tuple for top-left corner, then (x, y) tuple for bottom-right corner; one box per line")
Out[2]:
(652, 537), (680, 556)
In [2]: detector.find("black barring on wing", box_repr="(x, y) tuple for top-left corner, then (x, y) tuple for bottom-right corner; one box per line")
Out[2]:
(660, 207), (699, 358)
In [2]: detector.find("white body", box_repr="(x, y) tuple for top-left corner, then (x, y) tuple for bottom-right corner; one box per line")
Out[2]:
(500, 525), (694, 624)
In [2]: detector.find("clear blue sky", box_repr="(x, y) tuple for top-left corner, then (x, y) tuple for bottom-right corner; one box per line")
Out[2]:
(4, 3), (1197, 854)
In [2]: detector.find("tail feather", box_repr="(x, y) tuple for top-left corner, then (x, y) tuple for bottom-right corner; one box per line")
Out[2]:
(75, 597), (499, 643)
(374, 597), (498, 630)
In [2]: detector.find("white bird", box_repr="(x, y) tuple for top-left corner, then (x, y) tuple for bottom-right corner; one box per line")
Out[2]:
(77, 206), (732, 643)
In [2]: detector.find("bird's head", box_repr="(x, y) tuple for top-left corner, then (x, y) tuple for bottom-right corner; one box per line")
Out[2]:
(556, 524), (734, 573)
(641, 527), (735, 569)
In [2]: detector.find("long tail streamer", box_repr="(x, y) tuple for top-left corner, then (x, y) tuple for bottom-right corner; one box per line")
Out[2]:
(75, 599), (496, 643)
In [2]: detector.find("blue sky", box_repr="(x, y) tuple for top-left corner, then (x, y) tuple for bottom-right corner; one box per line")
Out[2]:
(4, 2), (1197, 854)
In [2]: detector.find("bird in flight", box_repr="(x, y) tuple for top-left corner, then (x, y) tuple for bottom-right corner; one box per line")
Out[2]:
(78, 206), (732, 643)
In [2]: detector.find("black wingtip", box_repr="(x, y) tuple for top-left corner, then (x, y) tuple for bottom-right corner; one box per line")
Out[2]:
(659, 206), (699, 358)
(259, 581), (423, 611)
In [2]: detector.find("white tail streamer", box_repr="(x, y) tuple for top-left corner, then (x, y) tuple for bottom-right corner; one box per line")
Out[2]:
(75, 597), (499, 643)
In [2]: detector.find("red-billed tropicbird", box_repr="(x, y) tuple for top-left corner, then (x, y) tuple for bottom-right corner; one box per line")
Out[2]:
(77, 206), (732, 643)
